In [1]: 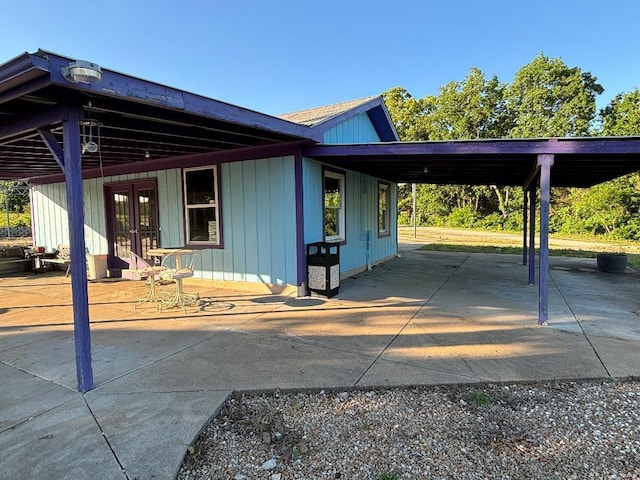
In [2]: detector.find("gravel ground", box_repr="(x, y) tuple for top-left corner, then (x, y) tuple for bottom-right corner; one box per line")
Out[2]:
(178, 380), (640, 480)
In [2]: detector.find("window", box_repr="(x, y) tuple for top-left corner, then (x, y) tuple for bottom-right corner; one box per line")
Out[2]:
(324, 169), (345, 242)
(378, 181), (390, 237)
(183, 166), (220, 245)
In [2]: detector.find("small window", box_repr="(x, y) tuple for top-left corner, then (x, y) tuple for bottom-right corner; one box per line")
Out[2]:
(183, 166), (220, 245)
(324, 169), (345, 242)
(378, 181), (390, 237)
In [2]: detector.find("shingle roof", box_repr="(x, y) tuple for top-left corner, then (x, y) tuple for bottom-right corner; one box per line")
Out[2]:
(278, 96), (379, 126)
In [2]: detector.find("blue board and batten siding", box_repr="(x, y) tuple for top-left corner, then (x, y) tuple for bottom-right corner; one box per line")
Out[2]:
(304, 111), (398, 278)
(31, 156), (298, 286)
(322, 112), (381, 144)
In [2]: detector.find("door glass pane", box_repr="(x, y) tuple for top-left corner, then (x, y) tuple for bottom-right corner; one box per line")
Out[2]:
(137, 187), (158, 258)
(113, 192), (131, 259)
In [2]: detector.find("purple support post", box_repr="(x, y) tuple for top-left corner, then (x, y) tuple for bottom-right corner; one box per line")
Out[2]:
(63, 105), (93, 392)
(522, 187), (528, 266)
(537, 154), (554, 325)
(294, 150), (306, 296)
(528, 186), (536, 285)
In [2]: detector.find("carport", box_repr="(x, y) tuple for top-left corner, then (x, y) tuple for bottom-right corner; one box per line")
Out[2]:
(303, 139), (640, 324)
(2, 49), (640, 393)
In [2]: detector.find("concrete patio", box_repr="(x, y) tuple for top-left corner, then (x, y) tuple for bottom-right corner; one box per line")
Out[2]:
(1, 244), (640, 479)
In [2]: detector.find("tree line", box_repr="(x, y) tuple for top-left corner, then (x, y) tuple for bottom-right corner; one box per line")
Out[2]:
(384, 53), (640, 240)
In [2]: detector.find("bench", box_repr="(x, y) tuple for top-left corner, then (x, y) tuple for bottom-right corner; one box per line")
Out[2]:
(39, 245), (71, 276)
(0, 246), (31, 274)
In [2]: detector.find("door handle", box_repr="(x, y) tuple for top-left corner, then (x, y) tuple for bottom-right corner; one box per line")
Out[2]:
(129, 229), (139, 234)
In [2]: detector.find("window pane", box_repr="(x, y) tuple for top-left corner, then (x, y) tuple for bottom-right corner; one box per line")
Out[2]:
(324, 176), (341, 207)
(188, 207), (217, 242)
(378, 183), (389, 234)
(324, 208), (338, 237)
(185, 169), (215, 205)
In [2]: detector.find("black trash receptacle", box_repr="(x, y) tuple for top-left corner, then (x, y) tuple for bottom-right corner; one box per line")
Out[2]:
(306, 242), (340, 297)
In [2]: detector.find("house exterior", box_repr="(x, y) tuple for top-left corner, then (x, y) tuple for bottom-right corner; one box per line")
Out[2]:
(29, 96), (399, 292)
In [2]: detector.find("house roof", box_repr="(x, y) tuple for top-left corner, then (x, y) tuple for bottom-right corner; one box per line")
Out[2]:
(279, 96), (399, 142)
(0, 50), (317, 181)
(279, 96), (379, 126)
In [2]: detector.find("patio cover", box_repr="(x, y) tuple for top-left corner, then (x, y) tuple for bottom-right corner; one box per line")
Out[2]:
(2, 49), (640, 392)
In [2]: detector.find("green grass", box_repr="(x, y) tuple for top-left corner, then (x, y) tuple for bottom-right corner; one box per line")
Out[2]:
(419, 243), (640, 270)
(468, 389), (490, 405)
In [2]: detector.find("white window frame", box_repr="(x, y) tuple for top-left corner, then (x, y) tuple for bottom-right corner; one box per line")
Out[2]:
(323, 168), (346, 243)
(183, 165), (221, 246)
(378, 181), (390, 237)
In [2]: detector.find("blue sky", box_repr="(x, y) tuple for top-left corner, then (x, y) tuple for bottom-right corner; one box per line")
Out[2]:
(2, 0), (639, 116)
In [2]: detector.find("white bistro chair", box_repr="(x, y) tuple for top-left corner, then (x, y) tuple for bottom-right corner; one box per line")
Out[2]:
(158, 250), (199, 312)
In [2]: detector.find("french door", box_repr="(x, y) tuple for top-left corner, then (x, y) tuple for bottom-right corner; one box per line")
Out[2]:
(105, 179), (160, 269)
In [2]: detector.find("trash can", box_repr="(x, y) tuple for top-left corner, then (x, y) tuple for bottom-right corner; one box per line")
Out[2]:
(306, 242), (340, 297)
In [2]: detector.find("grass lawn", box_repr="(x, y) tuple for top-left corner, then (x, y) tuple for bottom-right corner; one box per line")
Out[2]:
(398, 226), (640, 270)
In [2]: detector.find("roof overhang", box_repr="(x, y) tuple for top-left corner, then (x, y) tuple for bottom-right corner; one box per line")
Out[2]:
(303, 137), (640, 188)
(0, 50), (318, 181)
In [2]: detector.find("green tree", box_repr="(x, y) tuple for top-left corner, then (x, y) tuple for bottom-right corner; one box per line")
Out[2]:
(600, 88), (640, 136)
(506, 53), (603, 138)
(382, 87), (431, 141)
(423, 67), (511, 140)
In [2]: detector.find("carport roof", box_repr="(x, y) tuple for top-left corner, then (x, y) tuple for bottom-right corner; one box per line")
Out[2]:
(302, 138), (640, 188)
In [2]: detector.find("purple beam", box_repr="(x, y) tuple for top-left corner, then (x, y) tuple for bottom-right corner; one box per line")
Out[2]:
(0, 104), (66, 141)
(32, 51), (317, 141)
(29, 140), (308, 185)
(538, 154), (554, 325)
(528, 186), (536, 285)
(294, 149), (306, 293)
(38, 129), (64, 170)
(63, 104), (93, 392)
(522, 186), (528, 266)
(302, 137), (640, 157)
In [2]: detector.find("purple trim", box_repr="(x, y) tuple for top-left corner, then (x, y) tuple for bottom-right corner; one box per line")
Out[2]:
(303, 137), (640, 157)
(28, 141), (308, 185)
(522, 187), (528, 266)
(366, 105), (400, 142)
(528, 186), (536, 285)
(63, 104), (93, 392)
(294, 149), (305, 286)
(38, 129), (64, 169)
(537, 154), (554, 325)
(28, 50), (316, 141)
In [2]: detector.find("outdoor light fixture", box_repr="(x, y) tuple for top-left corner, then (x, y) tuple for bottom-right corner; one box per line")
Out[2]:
(423, 166), (429, 173)
(144, 150), (151, 159)
(62, 60), (102, 84)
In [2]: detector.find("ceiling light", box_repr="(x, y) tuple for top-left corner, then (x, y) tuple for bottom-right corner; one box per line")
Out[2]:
(62, 60), (102, 84)
(144, 150), (151, 159)
(423, 166), (429, 173)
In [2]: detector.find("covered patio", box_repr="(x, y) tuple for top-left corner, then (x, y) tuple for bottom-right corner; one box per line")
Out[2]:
(1, 246), (640, 478)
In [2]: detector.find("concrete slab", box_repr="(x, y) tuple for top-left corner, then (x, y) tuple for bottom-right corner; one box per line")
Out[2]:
(0, 396), (125, 480)
(86, 390), (231, 480)
(95, 330), (376, 394)
(0, 363), (75, 431)
(2, 250), (640, 480)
